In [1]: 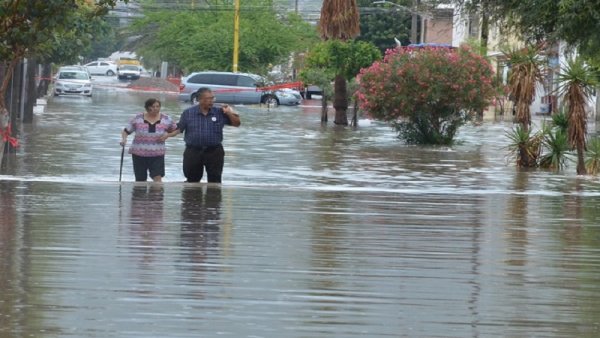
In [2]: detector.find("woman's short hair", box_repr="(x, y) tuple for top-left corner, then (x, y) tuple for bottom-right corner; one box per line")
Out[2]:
(145, 98), (161, 111)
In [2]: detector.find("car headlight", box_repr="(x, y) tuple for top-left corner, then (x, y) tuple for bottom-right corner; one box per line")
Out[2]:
(84, 84), (92, 87)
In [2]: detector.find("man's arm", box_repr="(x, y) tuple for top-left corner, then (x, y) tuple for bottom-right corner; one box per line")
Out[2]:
(221, 104), (241, 127)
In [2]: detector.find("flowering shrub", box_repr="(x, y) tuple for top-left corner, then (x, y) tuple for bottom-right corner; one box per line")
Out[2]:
(357, 46), (495, 144)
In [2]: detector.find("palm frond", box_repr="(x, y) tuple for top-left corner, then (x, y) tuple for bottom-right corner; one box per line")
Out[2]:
(503, 45), (546, 130)
(585, 137), (600, 175)
(319, 0), (360, 40)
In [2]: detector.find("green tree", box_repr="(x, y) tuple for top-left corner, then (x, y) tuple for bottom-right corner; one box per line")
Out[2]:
(129, 0), (318, 75)
(557, 58), (598, 175)
(356, 0), (412, 52)
(83, 18), (121, 62)
(504, 45), (546, 166)
(301, 40), (381, 122)
(0, 0), (126, 115)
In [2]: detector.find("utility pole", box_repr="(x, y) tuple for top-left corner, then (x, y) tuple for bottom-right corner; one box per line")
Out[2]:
(233, 0), (240, 73)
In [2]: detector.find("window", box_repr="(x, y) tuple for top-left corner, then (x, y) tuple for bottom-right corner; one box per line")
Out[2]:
(212, 74), (237, 86)
(188, 74), (213, 84)
(100, 62), (110, 66)
(237, 75), (256, 87)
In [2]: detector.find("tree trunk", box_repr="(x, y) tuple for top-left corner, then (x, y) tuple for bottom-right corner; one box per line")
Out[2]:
(596, 85), (600, 122)
(24, 59), (37, 123)
(37, 63), (52, 98)
(351, 97), (359, 127)
(480, 5), (489, 56)
(576, 145), (587, 175)
(321, 94), (328, 123)
(333, 74), (348, 125)
(519, 146), (533, 168)
(1, 59), (20, 163)
(0, 59), (20, 111)
(9, 61), (23, 122)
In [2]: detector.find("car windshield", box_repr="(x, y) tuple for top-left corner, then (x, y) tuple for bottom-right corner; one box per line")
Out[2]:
(59, 71), (89, 80)
(121, 65), (139, 71)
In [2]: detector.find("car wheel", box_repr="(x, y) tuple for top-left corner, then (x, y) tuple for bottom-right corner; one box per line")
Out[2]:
(306, 93), (312, 100)
(106, 70), (115, 76)
(262, 95), (279, 107)
(54, 93), (59, 97)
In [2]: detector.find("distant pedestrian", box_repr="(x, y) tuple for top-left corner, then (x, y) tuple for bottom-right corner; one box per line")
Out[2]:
(121, 98), (179, 182)
(177, 87), (241, 183)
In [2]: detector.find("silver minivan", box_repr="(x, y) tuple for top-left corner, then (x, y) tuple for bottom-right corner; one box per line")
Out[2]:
(178, 71), (301, 106)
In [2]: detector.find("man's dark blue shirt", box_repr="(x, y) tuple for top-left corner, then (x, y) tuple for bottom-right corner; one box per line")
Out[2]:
(177, 105), (232, 147)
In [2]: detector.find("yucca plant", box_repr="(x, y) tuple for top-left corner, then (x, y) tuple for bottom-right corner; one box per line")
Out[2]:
(506, 124), (543, 167)
(556, 57), (598, 175)
(550, 111), (569, 134)
(585, 137), (600, 175)
(539, 128), (570, 171)
(504, 45), (546, 134)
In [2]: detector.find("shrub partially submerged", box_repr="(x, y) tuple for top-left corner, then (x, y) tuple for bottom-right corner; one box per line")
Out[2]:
(357, 45), (495, 145)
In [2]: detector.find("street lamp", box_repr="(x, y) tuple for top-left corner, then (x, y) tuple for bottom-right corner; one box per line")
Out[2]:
(372, 0), (422, 44)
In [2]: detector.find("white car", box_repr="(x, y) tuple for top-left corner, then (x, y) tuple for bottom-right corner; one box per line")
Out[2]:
(54, 70), (93, 97)
(84, 61), (117, 76)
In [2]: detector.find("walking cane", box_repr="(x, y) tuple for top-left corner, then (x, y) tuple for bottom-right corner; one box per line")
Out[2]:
(119, 142), (125, 182)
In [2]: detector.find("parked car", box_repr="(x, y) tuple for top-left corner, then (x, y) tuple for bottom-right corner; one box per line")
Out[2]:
(303, 85), (323, 99)
(84, 60), (117, 76)
(178, 71), (302, 106)
(53, 70), (93, 97)
(117, 65), (142, 80)
(58, 65), (91, 77)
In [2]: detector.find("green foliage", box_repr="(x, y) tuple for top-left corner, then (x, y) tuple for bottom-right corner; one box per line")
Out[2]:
(392, 110), (467, 145)
(0, 0), (127, 106)
(556, 57), (598, 99)
(585, 137), (600, 175)
(505, 121), (572, 171)
(0, 0), (126, 62)
(304, 40), (382, 81)
(299, 68), (334, 98)
(129, 1), (319, 74)
(357, 45), (495, 144)
(539, 128), (570, 171)
(356, 0), (412, 52)
(551, 111), (569, 134)
(83, 18), (121, 61)
(505, 124), (543, 167)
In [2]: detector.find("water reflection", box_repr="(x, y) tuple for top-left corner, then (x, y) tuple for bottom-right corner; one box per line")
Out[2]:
(0, 181), (20, 335)
(178, 185), (222, 297)
(128, 184), (165, 268)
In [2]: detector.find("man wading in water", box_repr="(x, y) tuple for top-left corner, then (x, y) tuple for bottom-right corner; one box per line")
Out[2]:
(176, 87), (241, 183)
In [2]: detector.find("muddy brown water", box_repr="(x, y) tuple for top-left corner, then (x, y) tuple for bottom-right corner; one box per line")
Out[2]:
(1, 86), (600, 337)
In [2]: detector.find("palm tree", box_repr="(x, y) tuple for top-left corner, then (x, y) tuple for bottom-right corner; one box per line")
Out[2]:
(556, 58), (597, 175)
(319, 0), (360, 126)
(504, 45), (545, 167)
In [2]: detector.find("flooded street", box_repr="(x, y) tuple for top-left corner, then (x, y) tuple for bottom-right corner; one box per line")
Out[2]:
(2, 82), (600, 337)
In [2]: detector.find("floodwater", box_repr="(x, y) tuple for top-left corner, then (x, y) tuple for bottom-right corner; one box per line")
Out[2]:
(1, 81), (600, 337)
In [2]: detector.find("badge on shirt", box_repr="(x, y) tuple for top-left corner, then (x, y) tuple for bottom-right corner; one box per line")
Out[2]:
(212, 116), (217, 122)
